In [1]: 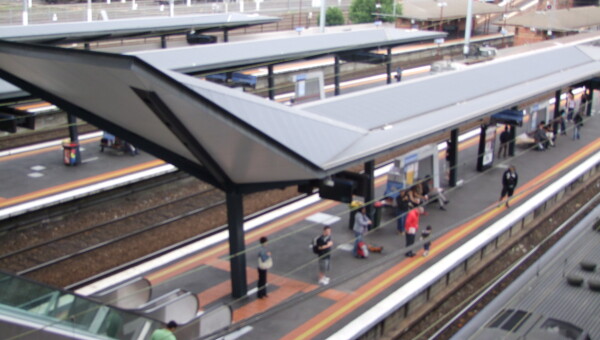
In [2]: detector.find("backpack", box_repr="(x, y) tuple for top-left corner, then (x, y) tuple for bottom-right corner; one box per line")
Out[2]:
(311, 236), (320, 255)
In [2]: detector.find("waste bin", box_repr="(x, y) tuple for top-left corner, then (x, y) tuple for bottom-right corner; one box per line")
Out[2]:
(373, 201), (383, 228)
(62, 141), (80, 166)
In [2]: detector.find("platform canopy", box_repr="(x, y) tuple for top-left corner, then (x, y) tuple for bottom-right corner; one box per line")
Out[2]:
(501, 6), (600, 33)
(0, 13), (280, 44)
(131, 28), (447, 74)
(0, 35), (598, 192)
(398, 0), (506, 21)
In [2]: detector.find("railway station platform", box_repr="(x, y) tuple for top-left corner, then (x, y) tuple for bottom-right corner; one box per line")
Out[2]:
(1, 106), (596, 338)
(72, 111), (599, 340)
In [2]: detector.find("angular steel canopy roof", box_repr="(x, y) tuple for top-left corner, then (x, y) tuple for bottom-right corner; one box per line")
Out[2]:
(131, 28), (447, 74)
(0, 13), (280, 44)
(0, 36), (598, 192)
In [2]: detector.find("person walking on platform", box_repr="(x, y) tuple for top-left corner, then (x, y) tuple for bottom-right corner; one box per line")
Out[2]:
(353, 207), (371, 257)
(316, 226), (333, 285)
(421, 225), (433, 257)
(405, 207), (424, 257)
(151, 321), (177, 340)
(257, 236), (272, 299)
(498, 125), (510, 158)
(499, 165), (518, 208)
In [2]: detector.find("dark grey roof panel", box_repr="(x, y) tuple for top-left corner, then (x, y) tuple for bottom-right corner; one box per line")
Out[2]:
(131, 28), (447, 73)
(0, 13), (280, 43)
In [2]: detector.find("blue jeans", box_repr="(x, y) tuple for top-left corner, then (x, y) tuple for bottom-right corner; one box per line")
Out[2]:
(353, 232), (363, 256)
(397, 214), (406, 233)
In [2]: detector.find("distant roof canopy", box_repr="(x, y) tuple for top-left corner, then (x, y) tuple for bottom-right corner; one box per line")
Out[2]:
(131, 28), (447, 74)
(0, 35), (597, 192)
(501, 6), (600, 32)
(398, 0), (506, 21)
(0, 13), (280, 44)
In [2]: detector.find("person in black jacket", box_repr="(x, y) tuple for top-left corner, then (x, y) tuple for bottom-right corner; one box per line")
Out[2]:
(499, 165), (518, 208)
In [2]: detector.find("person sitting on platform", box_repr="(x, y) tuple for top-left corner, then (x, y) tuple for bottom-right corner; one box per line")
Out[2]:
(420, 175), (449, 211)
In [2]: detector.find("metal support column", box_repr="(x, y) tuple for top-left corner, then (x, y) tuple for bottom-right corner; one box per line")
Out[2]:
(552, 90), (561, 140)
(509, 106), (518, 157)
(334, 55), (340, 96)
(268, 65), (275, 100)
(449, 128), (458, 187)
(386, 47), (392, 84)
(223, 29), (229, 42)
(161, 36), (167, 49)
(226, 191), (247, 298)
(585, 83), (593, 117)
(364, 160), (375, 219)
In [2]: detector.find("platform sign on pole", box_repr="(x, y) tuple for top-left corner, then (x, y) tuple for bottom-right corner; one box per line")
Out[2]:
(477, 124), (496, 172)
(293, 72), (324, 104)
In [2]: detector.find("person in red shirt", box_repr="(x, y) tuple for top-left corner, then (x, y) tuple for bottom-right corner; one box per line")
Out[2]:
(405, 206), (424, 257)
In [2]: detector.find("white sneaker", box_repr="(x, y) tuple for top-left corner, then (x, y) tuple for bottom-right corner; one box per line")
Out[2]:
(321, 277), (330, 285)
(423, 251), (429, 257)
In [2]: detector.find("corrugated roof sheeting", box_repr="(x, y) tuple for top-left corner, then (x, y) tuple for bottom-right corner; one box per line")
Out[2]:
(496, 223), (600, 337)
(132, 29), (446, 73)
(300, 44), (600, 168)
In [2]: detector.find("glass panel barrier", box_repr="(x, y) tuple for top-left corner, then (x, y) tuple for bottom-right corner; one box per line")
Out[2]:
(0, 271), (162, 339)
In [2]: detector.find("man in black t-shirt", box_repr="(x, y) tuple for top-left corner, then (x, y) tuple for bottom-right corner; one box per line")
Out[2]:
(316, 226), (333, 285)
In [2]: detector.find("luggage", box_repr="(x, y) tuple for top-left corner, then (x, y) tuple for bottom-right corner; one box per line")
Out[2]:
(368, 245), (383, 253)
(356, 241), (369, 258)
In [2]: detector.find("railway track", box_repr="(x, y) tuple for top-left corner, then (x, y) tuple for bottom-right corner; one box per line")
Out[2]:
(0, 187), (224, 275)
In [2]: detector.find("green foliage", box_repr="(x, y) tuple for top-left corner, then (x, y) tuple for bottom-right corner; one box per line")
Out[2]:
(322, 7), (345, 26)
(349, 0), (400, 24)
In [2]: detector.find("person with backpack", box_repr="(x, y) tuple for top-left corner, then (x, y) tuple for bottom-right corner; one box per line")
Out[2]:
(353, 206), (371, 258)
(257, 236), (272, 299)
(315, 226), (333, 285)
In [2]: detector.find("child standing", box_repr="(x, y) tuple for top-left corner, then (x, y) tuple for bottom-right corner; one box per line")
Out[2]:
(421, 225), (432, 257)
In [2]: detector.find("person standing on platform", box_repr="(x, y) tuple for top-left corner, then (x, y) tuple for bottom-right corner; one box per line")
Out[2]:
(395, 66), (403, 82)
(566, 89), (576, 122)
(257, 236), (272, 299)
(396, 190), (410, 234)
(404, 206), (424, 257)
(421, 225), (433, 257)
(353, 207), (371, 257)
(498, 125), (510, 158)
(499, 165), (518, 208)
(316, 226), (333, 285)
(151, 321), (177, 340)
(573, 111), (583, 140)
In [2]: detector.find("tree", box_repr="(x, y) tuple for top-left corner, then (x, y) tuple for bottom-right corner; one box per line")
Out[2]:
(349, 0), (400, 24)
(319, 7), (345, 26)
